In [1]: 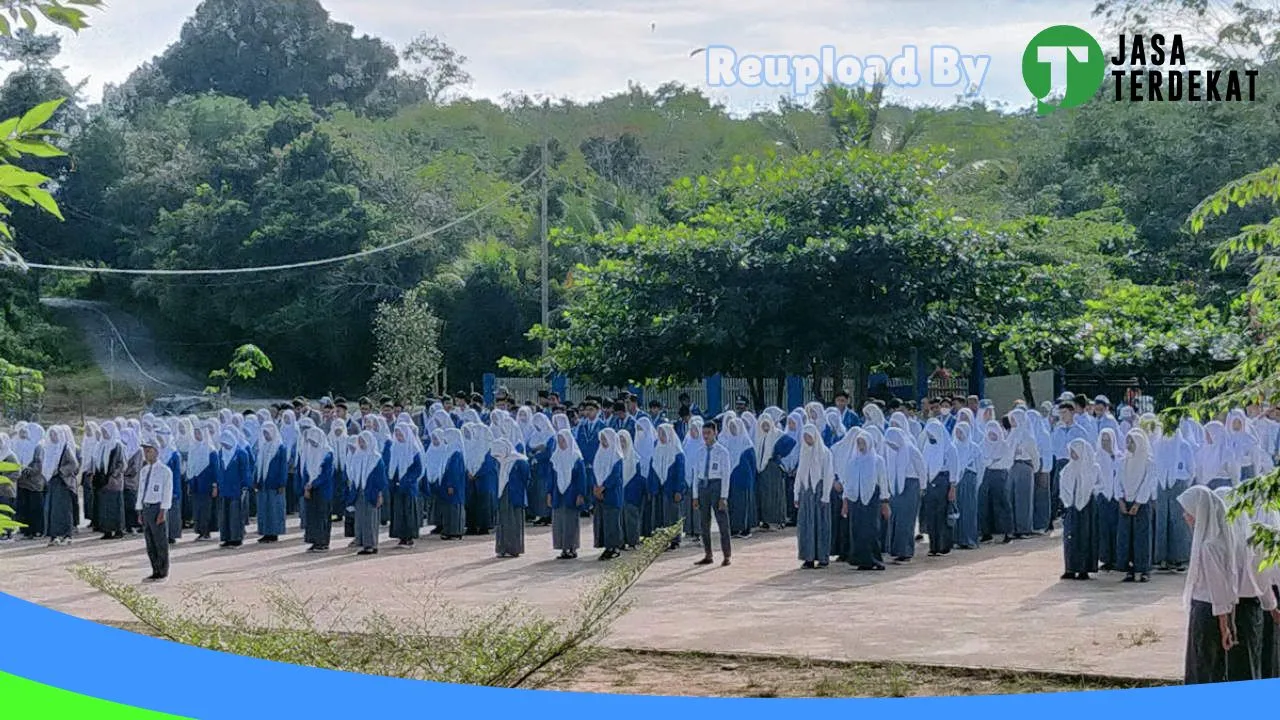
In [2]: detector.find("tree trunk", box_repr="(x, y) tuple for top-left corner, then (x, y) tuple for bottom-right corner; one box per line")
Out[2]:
(852, 360), (869, 408)
(810, 359), (822, 404)
(1014, 350), (1035, 407)
(749, 377), (765, 412)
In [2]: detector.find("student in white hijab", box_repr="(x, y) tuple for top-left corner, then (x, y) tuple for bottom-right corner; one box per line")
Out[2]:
(1027, 409), (1055, 533)
(920, 419), (957, 557)
(525, 412), (556, 527)
(883, 426), (926, 562)
(592, 427), (624, 560)
(794, 424), (834, 569)
(951, 421), (983, 550)
(1006, 408), (1041, 539)
(841, 430), (889, 571)
(617, 430), (645, 550)
(632, 417), (658, 538)
(1059, 438), (1100, 580)
(491, 437), (529, 558)
(978, 420), (1014, 544)
(461, 422), (497, 535)
(345, 430), (387, 556)
(1146, 414), (1192, 573)
(651, 423), (687, 550)
(780, 411), (804, 527)
(80, 421), (101, 532)
(41, 425), (80, 546)
(753, 415), (791, 531)
(1178, 485), (1237, 684)
(548, 428), (586, 559)
(722, 416), (757, 539)
(681, 416), (704, 540)
(1095, 428), (1123, 572)
(1225, 409), (1263, 481)
(1197, 421), (1235, 490)
(12, 422), (44, 539)
(387, 422), (424, 549)
(299, 427), (334, 552)
(254, 423), (288, 544)
(1116, 429), (1156, 583)
(1214, 486), (1277, 682)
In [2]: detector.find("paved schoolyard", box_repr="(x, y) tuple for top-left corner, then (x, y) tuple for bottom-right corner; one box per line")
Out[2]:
(0, 519), (1184, 680)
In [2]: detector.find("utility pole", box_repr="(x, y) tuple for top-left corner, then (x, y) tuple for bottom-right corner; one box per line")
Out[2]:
(540, 133), (549, 356)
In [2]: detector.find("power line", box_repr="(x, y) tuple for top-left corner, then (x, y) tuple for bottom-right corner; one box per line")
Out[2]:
(12, 167), (541, 276)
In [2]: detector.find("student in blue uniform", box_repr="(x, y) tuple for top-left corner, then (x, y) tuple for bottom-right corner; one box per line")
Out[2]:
(617, 430), (645, 550)
(388, 422), (423, 548)
(525, 413), (555, 526)
(187, 425), (219, 541)
(491, 437), (529, 558)
(576, 401), (603, 516)
(883, 427), (925, 562)
(592, 428), (624, 561)
(299, 427), (334, 552)
(722, 417), (757, 539)
(633, 417), (658, 539)
(651, 423), (686, 550)
(1059, 438), (1099, 580)
(155, 428), (183, 545)
(463, 423), (498, 535)
(549, 428), (586, 559)
(215, 429), (252, 549)
(345, 431), (387, 556)
(436, 428), (468, 540)
(254, 423), (288, 544)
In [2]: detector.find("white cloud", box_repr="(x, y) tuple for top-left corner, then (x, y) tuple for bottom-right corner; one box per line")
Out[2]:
(34, 0), (1105, 112)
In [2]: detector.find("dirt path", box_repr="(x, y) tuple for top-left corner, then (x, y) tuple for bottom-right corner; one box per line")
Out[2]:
(41, 297), (206, 396)
(0, 518), (1188, 682)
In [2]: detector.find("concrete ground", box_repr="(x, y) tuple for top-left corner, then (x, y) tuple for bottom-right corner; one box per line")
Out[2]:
(0, 519), (1184, 681)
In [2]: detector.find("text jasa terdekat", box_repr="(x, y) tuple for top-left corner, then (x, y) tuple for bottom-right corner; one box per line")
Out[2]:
(1111, 34), (1259, 102)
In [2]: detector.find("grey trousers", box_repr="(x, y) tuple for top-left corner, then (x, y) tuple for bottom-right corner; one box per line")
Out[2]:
(142, 503), (169, 579)
(698, 480), (732, 559)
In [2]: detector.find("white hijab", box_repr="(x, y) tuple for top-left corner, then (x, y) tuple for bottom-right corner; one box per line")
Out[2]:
(390, 422), (423, 479)
(593, 428), (620, 486)
(794, 425), (832, 495)
(491, 438), (526, 496)
(651, 423), (683, 485)
(617, 430), (641, 487)
(461, 423), (491, 475)
(1059, 439), (1098, 512)
(754, 415), (783, 473)
(423, 430), (448, 484)
(1178, 485), (1236, 610)
(844, 431), (881, 504)
(39, 425), (67, 481)
(255, 423), (283, 482)
(1120, 429), (1151, 500)
(300, 427), (330, 481)
(551, 429), (582, 493)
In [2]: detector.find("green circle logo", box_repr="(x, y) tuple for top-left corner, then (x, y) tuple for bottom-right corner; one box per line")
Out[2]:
(1022, 25), (1106, 115)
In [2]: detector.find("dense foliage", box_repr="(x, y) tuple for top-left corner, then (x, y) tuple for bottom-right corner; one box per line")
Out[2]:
(0, 0), (1272, 396)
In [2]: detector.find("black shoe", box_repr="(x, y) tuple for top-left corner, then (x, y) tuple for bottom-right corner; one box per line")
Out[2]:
(1060, 572), (1074, 580)
(168, 539), (176, 545)
(598, 551), (613, 561)
(1077, 573), (1091, 580)
(558, 551), (571, 560)
(817, 561), (829, 569)
(219, 542), (230, 548)
(1122, 573), (1136, 583)
(100, 534), (113, 541)
(358, 548), (376, 556)
(1139, 573), (1150, 583)
(257, 536), (270, 544)
(1001, 536), (1013, 544)
(695, 556), (713, 566)
(801, 561), (815, 569)
(721, 558), (731, 567)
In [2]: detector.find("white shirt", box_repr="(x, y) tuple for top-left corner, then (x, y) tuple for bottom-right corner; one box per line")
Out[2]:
(689, 442), (731, 502)
(136, 462), (174, 511)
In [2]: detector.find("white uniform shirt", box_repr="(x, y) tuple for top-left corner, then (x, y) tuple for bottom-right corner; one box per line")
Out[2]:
(136, 461), (174, 511)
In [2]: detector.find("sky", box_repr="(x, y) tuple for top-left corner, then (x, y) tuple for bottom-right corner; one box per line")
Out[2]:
(36, 0), (1106, 113)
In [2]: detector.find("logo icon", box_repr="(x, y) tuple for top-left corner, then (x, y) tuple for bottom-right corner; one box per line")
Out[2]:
(1022, 25), (1106, 115)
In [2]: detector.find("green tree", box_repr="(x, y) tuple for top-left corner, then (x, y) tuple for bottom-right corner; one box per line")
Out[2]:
(1170, 158), (1280, 566)
(206, 343), (273, 401)
(368, 284), (444, 404)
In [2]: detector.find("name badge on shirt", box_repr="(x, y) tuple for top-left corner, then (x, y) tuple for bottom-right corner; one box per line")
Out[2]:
(710, 461), (720, 473)
(151, 484), (161, 494)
